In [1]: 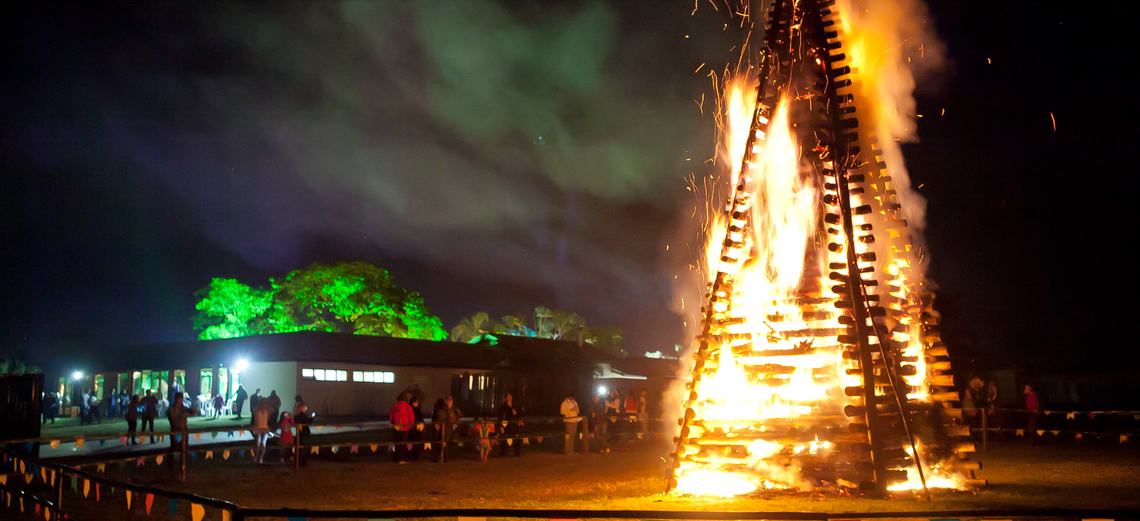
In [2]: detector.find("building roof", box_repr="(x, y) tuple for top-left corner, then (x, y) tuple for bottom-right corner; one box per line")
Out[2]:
(85, 331), (514, 374)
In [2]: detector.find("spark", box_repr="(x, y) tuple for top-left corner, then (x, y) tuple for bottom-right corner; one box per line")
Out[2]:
(1050, 112), (1056, 131)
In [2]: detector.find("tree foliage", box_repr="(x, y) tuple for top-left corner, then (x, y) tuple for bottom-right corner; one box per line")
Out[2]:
(192, 261), (446, 341)
(0, 358), (42, 376)
(452, 307), (625, 356)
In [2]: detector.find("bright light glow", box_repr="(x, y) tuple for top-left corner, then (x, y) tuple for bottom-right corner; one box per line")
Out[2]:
(234, 359), (249, 373)
(597, 386), (607, 395)
(72, 371), (83, 381)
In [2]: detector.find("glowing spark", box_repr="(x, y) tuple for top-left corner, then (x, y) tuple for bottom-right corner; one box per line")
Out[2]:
(1050, 112), (1056, 132)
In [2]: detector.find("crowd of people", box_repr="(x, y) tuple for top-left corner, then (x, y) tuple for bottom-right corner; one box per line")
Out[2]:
(563, 388), (648, 455)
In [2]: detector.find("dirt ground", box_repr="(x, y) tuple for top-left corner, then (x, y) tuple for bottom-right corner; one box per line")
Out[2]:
(10, 438), (1140, 521)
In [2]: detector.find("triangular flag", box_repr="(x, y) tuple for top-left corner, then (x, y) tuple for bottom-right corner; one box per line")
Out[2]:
(99, 439), (106, 446)
(425, 443), (431, 450)
(192, 503), (205, 521)
(145, 494), (154, 515)
(1122, 434), (1131, 444)
(41, 468), (46, 483)
(1066, 412), (1076, 420)
(227, 431), (234, 438)
(25, 474), (33, 484)
(97, 464), (105, 473)
(169, 498), (177, 516)
(370, 444), (378, 452)
(1134, 414), (1140, 421)
(407, 444), (413, 451)
(75, 438), (84, 449)
(35, 504), (40, 516)
(83, 479), (90, 497)
(44, 503), (50, 520)
(331, 446), (339, 454)
(211, 431), (218, 439)
(126, 491), (132, 509)
(137, 458), (145, 467)
(158, 435), (164, 442)
(316, 426), (322, 431)
(507, 439), (513, 446)
(223, 510), (231, 521)
(156, 455), (164, 466)
(19, 497), (23, 513)
(239, 429), (245, 437)
(579, 433), (583, 439)
(523, 438), (530, 445)
(1051, 430), (1060, 436)
(238, 450), (244, 458)
(206, 451), (213, 459)
(1089, 412), (1097, 419)
(49, 470), (55, 486)
(191, 452), (197, 460)
(174, 434), (182, 443)
(50, 440), (60, 449)
(537, 436), (544, 443)
(71, 476), (77, 492)
(19, 460), (25, 473)
(350, 445), (359, 454)
(119, 437), (128, 446)
(311, 446), (319, 454)
(1075, 433), (1083, 440)
(96, 483), (100, 501)
(1044, 410), (1053, 416)
(223, 450), (230, 460)
(1016, 429), (1024, 436)
(0, 475), (5, 485)
(1036, 430), (1044, 436)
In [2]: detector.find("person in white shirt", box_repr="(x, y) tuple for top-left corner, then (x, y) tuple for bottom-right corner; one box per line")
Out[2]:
(560, 395), (581, 455)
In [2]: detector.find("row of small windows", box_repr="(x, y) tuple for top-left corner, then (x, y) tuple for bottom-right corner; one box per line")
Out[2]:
(300, 368), (394, 384)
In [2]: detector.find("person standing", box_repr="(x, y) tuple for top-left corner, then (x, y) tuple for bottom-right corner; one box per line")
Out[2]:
(590, 394), (609, 453)
(1024, 384), (1041, 433)
(212, 393), (225, 419)
(409, 396), (425, 461)
(561, 395), (581, 455)
(294, 403), (313, 467)
(431, 398), (450, 463)
(279, 411), (296, 463)
(143, 390), (158, 443)
(389, 393), (415, 464)
(166, 392), (197, 470)
(79, 389), (91, 425)
(249, 389), (263, 427)
(267, 390), (282, 430)
(252, 398), (271, 463)
(497, 393), (522, 457)
(638, 388), (650, 437)
(42, 392), (58, 425)
(125, 395), (140, 444)
(233, 385), (248, 420)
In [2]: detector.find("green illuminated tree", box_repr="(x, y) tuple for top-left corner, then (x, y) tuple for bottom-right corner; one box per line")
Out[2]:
(272, 261), (446, 340)
(192, 278), (274, 340)
(451, 312), (496, 342)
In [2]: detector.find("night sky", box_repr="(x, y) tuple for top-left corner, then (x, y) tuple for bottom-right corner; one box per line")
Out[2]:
(2, 1), (1136, 374)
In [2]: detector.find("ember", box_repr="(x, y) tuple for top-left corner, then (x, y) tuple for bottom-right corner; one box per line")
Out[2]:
(669, 0), (980, 496)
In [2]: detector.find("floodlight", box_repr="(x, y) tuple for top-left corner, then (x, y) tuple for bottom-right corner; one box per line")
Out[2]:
(235, 359), (249, 372)
(597, 386), (607, 395)
(72, 371), (83, 381)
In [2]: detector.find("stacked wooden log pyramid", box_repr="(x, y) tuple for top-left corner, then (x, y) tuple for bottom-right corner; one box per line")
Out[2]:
(668, 0), (982, 495)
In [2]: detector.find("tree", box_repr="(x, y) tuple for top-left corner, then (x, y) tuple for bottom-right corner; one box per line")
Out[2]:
(191, 261), (446, 341)
(585, 326), (626, 357)
(451, 312), (496, 342)
(0, 358), (42, 376)
(271, 261), (446, 340)
(192, 278), (273, 340)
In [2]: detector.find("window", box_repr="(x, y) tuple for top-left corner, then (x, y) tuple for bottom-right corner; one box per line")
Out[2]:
(302, 368), (352, 382)
(351, 371), (394, 384)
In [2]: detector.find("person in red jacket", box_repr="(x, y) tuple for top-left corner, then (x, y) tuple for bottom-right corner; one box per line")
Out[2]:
(389, 392), (415, 464)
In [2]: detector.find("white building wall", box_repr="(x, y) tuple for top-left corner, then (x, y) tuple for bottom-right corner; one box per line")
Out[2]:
(238, 361), (297, 415)
(294, 363), (489, 416)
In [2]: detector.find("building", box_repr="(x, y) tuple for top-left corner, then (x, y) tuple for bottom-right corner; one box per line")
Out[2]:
(51, 331), (599, 418)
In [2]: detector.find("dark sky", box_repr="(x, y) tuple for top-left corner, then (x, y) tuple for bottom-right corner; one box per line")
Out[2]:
(2, 1), (1136, 373)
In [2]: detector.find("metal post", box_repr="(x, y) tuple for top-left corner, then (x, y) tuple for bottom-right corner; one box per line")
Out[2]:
(582, 416), (589, 454)
(181, 431), (187, 483)
(982, 409), (988, 452)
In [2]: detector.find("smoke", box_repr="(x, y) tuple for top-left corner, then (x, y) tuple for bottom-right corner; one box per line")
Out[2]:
(2, 0), (723, 345)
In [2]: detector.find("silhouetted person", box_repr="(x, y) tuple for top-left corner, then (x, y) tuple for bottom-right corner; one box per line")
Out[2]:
(497, 393), (522, 457)
(142, 390), (158, 443)
(267, 390), (282, 429)
(167, 392), (196, 469)
(233, 385), (248, 420)
(125, 395), (140, 444)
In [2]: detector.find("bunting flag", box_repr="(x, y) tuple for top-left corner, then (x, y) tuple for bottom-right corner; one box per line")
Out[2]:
(41, 467), (46, 483)
(206, 451), (214, 460)
(19, 460), (25, 473)
(1089, 413), (1097, 419)
(145, 494), (154, 515)
(174, 435), (182, 443)
(0, 475), (5, 485)
(49, 440), (60, 450)
(537, 437), (544, 443)
(238, 451), (244, 459)
(44, 503), (50, 521)
(99, 439), (106, 447)
(407, 444), (413, 451)
(191, 452), (198, 460)
(25, 474), (33, 484)
(137, 458), (145, 467)
(425, 443), (431, 450)
(19, 497), (23, 513)
(192, 503), (205, 521)
(331, 446), (339, 454)
(370, 444), (378, 452)
(96, 483), (100, 502)
(311, 446), (319, 454)
(350, 445), (359, 454)
(158, 435), (164, 442)
(223, 450), (230, 460)
(126, 491), (132, 509)
(119, 437), (128, 446)
(1016, 429), (1025, 436)
(1066, 412), (1076, 420)
(212, 432), (219, 439)
(195, 433), (201, 441)
(507, 439), (513, 446)
(75, 438), (84, 449)
(239, 429), (245, 437)
(1075, 433), (1083, 440)
(523, 438), (530, 445)
(35, 504), (40, 516)
(71, 476), (77, 493)
(223, 510), (231, 521)
(49, 470), (55, 486)
(169, 498), (178, 516)
(1037, 430), (1045, 436)
(97, 464), (105, 473)
(1122, 434), (1131, 444)
(316, 426), (322, 431)
(227, 432), (235, 438)
(83, 479), (89, 498)
(156, 455), (164, 466)
(1051, 430), (1060, 436)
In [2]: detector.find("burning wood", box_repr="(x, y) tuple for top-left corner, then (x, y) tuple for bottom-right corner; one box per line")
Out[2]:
(669, 0), (978, 496)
